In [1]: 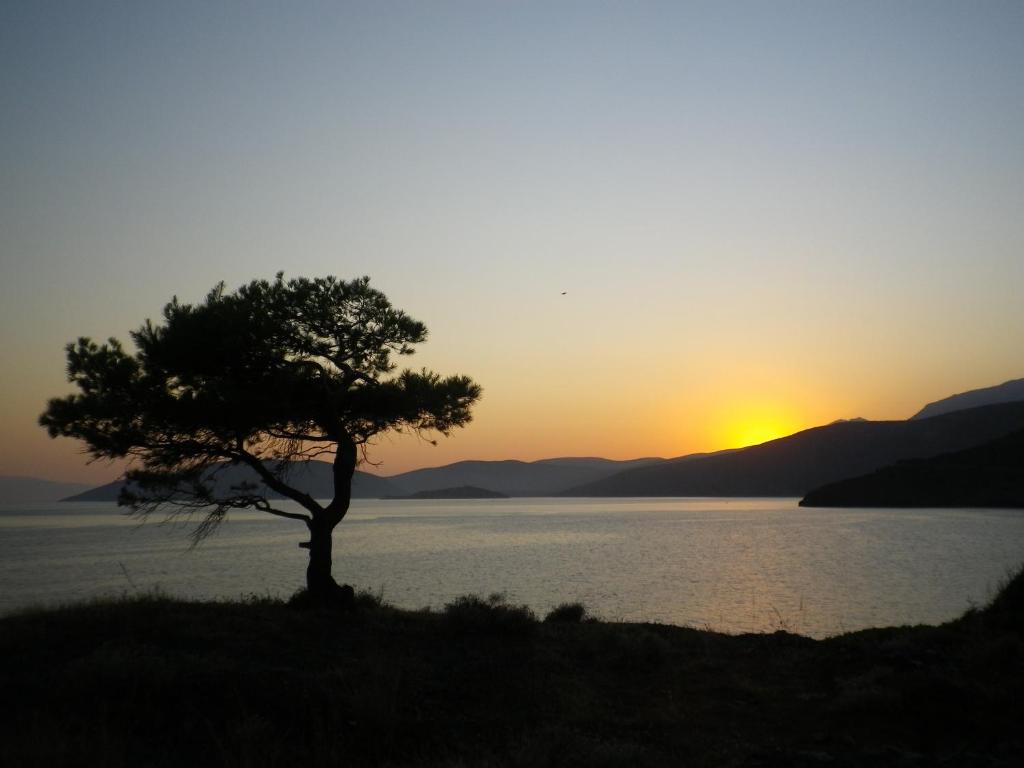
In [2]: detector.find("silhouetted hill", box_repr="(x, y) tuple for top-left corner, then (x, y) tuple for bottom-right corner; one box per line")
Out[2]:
(63, 461), (403, 502)
(800, 429), (1024, 508)
(389, 485), (509, 499)
(566, 401), (1024, 497)
(385, 456), (665, 496)
(0, 476), (91, 504)
(912, 378), (1024, 420)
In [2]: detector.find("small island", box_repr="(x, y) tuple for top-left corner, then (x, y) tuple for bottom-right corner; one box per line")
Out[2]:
(386, 485), (509, 500)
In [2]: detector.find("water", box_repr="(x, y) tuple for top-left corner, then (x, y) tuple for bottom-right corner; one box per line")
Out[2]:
(2, 498), (1023, 637)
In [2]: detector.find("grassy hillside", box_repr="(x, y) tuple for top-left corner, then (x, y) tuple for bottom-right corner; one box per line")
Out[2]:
(2, 570), (1023, 767)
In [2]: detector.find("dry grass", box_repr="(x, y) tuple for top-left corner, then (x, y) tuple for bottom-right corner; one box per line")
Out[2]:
(1, 568), (1022, 767)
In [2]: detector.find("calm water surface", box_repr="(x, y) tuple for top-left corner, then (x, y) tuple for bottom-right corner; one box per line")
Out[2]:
(2, 497), (1023, 637)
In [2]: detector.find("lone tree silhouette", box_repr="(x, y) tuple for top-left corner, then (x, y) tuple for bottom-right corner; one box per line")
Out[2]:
(40, 274), (481, 602)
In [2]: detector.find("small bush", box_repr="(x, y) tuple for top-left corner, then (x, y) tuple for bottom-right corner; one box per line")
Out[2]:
(354, 586), (389, 611)
(442, 593), (538, 636)
(544, 602), (588, 624)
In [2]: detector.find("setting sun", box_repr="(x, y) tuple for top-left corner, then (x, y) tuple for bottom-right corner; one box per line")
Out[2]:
(720, 406), (802, 449)
(730, 422), (793, 448)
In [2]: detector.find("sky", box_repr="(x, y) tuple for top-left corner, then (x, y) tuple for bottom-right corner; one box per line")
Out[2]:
(2, 1), (1023, 484)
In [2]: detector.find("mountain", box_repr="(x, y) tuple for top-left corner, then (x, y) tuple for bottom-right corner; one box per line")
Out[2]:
(911, 378), (1024, 420)
(385, 456), (665, 497)
(61, 455), (674, 502)
(565, 401), (1024, 497)
(800, 429), (1024, 508)
(0, 476), (91, 504)
(63, 462), (403, 502)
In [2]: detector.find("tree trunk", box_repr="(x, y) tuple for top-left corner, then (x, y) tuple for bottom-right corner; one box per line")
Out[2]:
(303, 434), (358, 604)
(305, 515), (341, 599)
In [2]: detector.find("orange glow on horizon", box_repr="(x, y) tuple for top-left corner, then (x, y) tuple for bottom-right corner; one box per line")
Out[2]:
(726, 422), (795, 449)
(714, 403), (804, 450)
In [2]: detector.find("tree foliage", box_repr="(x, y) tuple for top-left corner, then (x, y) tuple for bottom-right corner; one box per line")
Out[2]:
(41, 274), (481, 592)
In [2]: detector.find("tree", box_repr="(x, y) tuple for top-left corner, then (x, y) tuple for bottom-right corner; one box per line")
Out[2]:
(40, 274), (482, 601)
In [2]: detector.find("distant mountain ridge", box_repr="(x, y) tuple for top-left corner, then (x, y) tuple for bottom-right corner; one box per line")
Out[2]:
(42, 377), (1024, 505)
(911, 378), (1024, 420)
(384, 456), (666, 496)
(565, 401), (1024, 497)
(61, 455), (668, 502)
(63, 462), (403, 502)
(800, 429), (1024, 508)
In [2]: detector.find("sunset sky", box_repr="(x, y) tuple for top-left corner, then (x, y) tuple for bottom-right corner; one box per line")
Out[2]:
(2, 2), (1022, 484)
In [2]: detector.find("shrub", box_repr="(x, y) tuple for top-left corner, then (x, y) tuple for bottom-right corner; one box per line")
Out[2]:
(354, 586), (389, 611)
(442, 592), (538, 636)
(544, 602), (589, 624)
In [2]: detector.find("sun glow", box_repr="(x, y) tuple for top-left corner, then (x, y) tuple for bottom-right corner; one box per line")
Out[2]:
(719, 405), (802, 449)
(730, 422), (793, 448)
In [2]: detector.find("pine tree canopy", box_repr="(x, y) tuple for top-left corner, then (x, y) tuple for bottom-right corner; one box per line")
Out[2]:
(40, 274), (482, 538)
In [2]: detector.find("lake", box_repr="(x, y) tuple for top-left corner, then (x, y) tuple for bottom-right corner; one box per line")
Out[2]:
(2, 497), (1022, 637)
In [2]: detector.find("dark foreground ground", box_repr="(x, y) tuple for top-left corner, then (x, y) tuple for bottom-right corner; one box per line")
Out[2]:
(2, 571), (1023, 768)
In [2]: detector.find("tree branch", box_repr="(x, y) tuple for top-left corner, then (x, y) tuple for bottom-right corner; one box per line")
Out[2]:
(265, 429), (332, 442)
(253, 498), (312, 523)
(232, 442), (323, 516)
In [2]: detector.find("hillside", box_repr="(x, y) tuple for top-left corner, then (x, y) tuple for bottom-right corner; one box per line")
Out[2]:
(64, 456), (670, 502)
(2, 570), (1022, 767)
(567, 401), (1024, 497)
(386, 456), (665, 496)
(63, 461), (403, 502)
(800, 428), (1024, 508)
(912, 377), (1024, 420)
